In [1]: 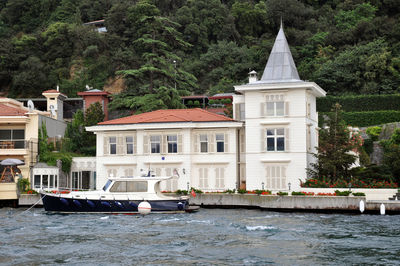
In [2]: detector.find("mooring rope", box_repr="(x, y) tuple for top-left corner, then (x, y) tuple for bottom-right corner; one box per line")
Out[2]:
(17, 194), (46, 216)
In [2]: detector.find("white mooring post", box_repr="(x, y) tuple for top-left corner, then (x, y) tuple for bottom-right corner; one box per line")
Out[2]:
(380, 203), (385, 215)
(359, 200), (365, 213)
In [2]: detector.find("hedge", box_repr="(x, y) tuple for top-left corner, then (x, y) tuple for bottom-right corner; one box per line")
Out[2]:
(317, 94), (400, 112)
(319, 111), (400, 127)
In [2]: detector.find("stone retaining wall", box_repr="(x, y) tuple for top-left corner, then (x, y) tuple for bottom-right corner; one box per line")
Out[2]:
(189, 194), (400, 214)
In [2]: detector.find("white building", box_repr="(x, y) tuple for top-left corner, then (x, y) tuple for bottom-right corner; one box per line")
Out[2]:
(85, 109), (242, 192)
(74, 24), (326, 192)
(233, 24), (326, 191)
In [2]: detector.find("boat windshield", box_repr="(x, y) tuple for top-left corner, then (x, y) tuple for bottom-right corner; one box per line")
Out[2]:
(102, 180), (112, 191)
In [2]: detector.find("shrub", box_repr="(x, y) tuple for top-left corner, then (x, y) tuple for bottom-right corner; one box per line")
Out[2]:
(366, 126), (382, 141)
(334, 190), (351, 196)
(222, 98), (232, 104)
(291, 191), (306, 196)
(175, 189), (188, 195)
(17, 178), (30, 192)
(237, 189), (247, 194)
(224, 189), (235, 194)
(352, 192), (366, 196)
(317, 95), (400, 112)
(208, 99), (215, 105)
(193, 100), (200, 107)
(276, 191), (288, 196)
(320, 111), (400, 127)
(187, 100), (193, 106)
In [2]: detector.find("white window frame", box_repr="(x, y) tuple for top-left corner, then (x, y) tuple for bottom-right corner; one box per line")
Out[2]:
(150, 135), (161, 154)
(216, 134), (224, 153)
(167, 135), (178, 153)
(266, 128), (285, 152)
(200, 134), (208, 153)
(126, 136), (134, 154)
(109, 137), (117, 155)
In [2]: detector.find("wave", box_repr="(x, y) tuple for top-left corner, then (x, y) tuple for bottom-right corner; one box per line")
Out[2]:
(246, 225), (276, 231)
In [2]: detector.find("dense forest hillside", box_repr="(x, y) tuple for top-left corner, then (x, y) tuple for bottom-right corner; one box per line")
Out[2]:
(0, 0), (399, 111)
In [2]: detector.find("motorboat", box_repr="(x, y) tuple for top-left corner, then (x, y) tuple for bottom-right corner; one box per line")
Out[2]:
(41, 175), (197, 214)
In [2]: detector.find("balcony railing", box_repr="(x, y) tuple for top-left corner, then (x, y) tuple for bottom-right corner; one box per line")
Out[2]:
(0, 140), (26, 149)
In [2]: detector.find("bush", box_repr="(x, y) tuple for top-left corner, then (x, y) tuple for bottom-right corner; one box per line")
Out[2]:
(319, 111), (400, 127)
(334, 190), (351, 196)
(176, 189), (188, 195)
(193, 100), (200, 107)
(291, 191), (306, 195)
(187, 100), (193, 106)
(222, 98), (232, 104)
(237, 189), (247, 194)
(317, 95), (400, 112)
(352, 192), (366, 196)
(366, 126), (382, 141)
(17, 178), (30, 192)
(223, 189), (235, 194)
(276, 191), (288, 196)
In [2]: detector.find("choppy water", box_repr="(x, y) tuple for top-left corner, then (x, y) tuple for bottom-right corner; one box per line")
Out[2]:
(1, 208), (400, 265)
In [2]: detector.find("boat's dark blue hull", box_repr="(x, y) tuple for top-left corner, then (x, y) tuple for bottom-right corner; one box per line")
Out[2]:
(41, 194), (189, 213)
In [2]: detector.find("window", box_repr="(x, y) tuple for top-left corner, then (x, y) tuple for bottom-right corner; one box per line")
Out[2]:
(216, 134), (224, 152)
(200, 134), (208, 153)
(215, 168), (225, 188)
(127, 181), (148, 192)
(265, 165), (287, 190)
(42, 175), (49, 188)
(110, 181), (127, 192)
(126, 136), (134, 154)
(266, 101), (284, 116)
(0, 129), (25, 149)
(199, 168), (208, 188)
(266, 128), (285, 151)
(264, 94), (285, 117)
(34, 175), (40, 188)
(150, 135), (161, 153)
(239, 103), (245, 120)
(167, 135), (177, 153)
(109, 137), (117, 154)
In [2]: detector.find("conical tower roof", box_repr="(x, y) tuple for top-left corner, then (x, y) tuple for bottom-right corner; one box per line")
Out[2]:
(260, 24), (302, 83)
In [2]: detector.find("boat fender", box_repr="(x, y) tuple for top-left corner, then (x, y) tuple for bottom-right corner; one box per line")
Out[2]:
(129, 202), (137, 208)
(60, 198), (69, 206)
(101, 201), (111, 208)
(138, 201), (151, 215)
(115, 201), (124, 208)
(73, 200), (82, 208)
(87, 200), (95, 208)
(177, 202), (184, 211)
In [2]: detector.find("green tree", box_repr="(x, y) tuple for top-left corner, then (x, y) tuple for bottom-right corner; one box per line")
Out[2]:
(308, 103), (358, 183)
(111, 0), (196, 113)
(381, 128), (400, 183)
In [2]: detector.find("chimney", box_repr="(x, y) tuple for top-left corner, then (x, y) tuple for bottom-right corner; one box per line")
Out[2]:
(249, 70), (257, 84)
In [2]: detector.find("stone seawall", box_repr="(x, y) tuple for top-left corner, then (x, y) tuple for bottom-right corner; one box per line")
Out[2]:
(189, 194), (400, 214)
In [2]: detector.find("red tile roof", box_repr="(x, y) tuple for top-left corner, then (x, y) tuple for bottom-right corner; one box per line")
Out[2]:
(0, 103), (27, 116)
(98, 108), (234, 125)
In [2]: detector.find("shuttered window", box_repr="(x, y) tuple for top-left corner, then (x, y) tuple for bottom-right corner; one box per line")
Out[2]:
(216, 134), (224, 152)
(215, 168), (225, 189)
(265, 165), (287, 190)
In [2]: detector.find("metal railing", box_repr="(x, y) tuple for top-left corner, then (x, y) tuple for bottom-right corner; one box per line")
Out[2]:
(0, 140), (27, 149)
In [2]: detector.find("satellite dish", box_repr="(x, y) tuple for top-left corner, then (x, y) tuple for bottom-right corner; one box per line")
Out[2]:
(27, 100), (34, 112)
(85, 84), (92, 91)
